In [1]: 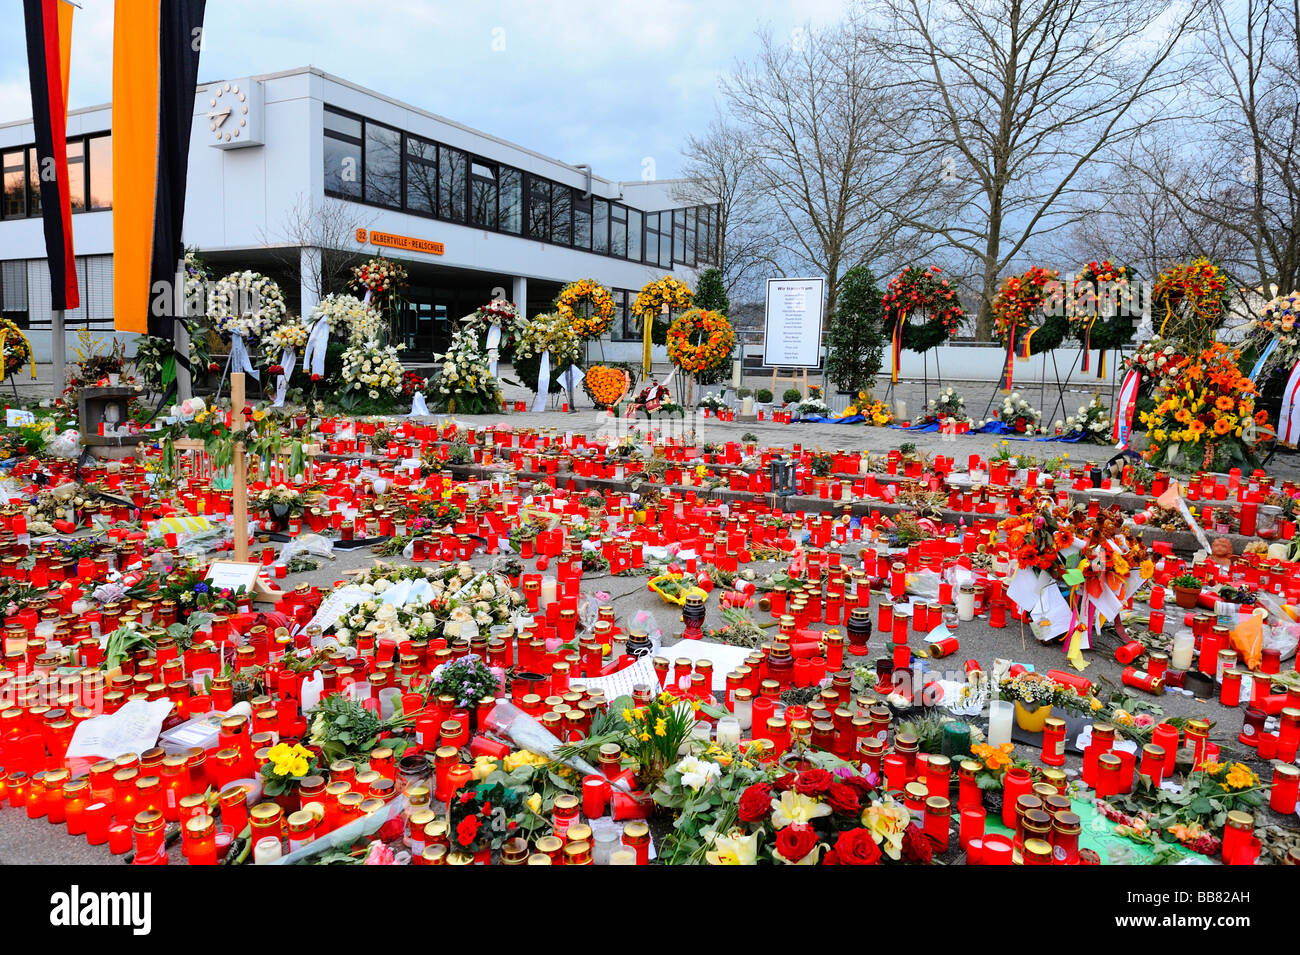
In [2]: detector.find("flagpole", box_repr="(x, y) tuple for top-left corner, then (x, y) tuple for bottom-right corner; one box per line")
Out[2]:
(52, 308), (65, 395)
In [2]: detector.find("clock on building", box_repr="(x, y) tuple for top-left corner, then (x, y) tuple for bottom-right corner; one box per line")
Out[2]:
(206, 79), (263, 149)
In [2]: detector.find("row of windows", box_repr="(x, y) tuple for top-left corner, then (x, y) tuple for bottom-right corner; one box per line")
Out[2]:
(2, 133), (112, 220)
(324, 106), (719, 269)
(0, 255), (115, 329)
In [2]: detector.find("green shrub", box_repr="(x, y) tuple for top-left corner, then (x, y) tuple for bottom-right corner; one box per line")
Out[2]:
(756, 388), (773, 403)
(782, 388), (803, 405)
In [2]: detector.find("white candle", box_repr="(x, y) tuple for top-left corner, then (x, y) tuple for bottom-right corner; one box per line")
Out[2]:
(539, 576), (558, 609)
(742, 396), (754, 416)
(988, 700), (1014, 746)
(715, 717), (741, 748)
(1171, 630), (1195, 671)
(733, 694), (753, 730)
(609, 847), (637, 865)
(253, 836), (282, 865)
(957, 584), (975, 621)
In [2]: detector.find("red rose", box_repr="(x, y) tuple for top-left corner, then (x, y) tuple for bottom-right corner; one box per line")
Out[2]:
(793, 769), (832, 796)
(826, 782), (861, 815)
(737, 782), (773, 822)
(775, 823), (819, 863)
(821, 848), (841, 865)
(772, 773), (797, 792)
(835, 828), (882, 865)
(456, 815), (480, 847)
(901, 823), (933, 864)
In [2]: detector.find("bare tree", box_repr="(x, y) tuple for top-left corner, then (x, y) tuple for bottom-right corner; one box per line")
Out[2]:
(870, 0), (1198, 338)
(1135, 0), (1300, 296)
(259, 193), (375, 305)
(718, 22), (936, 319)
(674, 111), (779, 304)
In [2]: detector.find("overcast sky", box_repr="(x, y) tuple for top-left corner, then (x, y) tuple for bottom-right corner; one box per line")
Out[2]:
(0, 0), (846, 179)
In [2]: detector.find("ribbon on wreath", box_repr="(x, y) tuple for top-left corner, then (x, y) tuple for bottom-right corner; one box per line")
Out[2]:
(1080, 318), (1093, 373)
(302, 316), (331, 379)
(0, 326), (37, 382)
(1112, 369), (1141, 449)
(1278, 359), (1300, 446)
(229, 333), (260, 381)
(998, 323), (1037, 392)
(1063, 588), (1090, 671)
(486, 323), (502, 380)
(273, 347), (297, 407)
(533, 349), (551, 413)
(890, 311), (904, 384)
(1250, 337), (1279, 382)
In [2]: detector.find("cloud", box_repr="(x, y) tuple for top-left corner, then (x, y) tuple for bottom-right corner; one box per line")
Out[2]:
(0, 0), (845, 179)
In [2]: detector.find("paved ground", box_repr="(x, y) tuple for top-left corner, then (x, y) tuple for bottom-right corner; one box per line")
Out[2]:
(2, 361), (1295, 863)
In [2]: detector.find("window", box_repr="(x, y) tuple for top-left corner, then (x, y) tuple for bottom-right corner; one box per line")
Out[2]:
(404, 135), (437, 214)
(87, 135), (111, 210)
(644, 212), (659, 266)
(67, 140), (84, 212)
(648, 212), (673, 268)
(470, 161), (498, 229)
(672, 209), (687, 265)
(610, 204), (627, 258)
(323, 107), (362, 199)
(611, 290), (635, 341)
(438, 146), (466, 221)
(26, 148), (42, 217)
(1, 260), (28, 329)
(572, 194), (591, 250)
(684, 207), (696, 265)
(551, 185), (572, 245)
(591, 198), (608, 254)
(363, 123), (401, 207)
(499, 168), (522, 234)
(527, 176), (550, 241)
(2, 150), (24, 219)
(627, 209), (642, 262)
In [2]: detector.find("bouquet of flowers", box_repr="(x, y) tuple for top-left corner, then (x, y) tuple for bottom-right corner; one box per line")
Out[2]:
(1247, 290), (1300, 379)
(400, 370), (427, 398)
(341, 339), (405, 400)
(1126, 338), (1185, 391)
(583, 365), (631, 410)
(462, 299), (526, 340)
(514, 311), (582, 393)
(922, 386), (970, 425)
(1061, 394), (1112, 441)
(428, 653), (504, 707)
(260, 316), (310, 367)
(207, 271), (286, 338)
(429, 325), (502, 414)
(998, 672), (1091, 713)
(990, 392), (1043, 433)
(1001, 507), (1073, 573)
(309, 293), (383, 344)
(698, 391), (729, 413)
(331, 564), (524, 646)
(351, 256), (407, 299)
(254, 485), (305, 519)
(1139, 342), (1271, 470)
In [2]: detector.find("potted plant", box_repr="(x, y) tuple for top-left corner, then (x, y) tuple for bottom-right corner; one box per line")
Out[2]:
(260, 741), (320, 812)
(999, 672), (1082, 733)
(755, 388), (773, 407)
(1170, 573), (1202, 609)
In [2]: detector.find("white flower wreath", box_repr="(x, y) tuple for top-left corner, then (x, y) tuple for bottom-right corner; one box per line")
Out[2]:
(207, 270), (286, 338)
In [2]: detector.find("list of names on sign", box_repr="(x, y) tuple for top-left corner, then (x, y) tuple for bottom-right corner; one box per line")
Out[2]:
(763, 277), (826, 368)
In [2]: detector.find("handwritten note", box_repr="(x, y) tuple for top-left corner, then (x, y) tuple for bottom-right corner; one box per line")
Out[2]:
(581, 657), (658, 700)
(67, 699), (175, 761)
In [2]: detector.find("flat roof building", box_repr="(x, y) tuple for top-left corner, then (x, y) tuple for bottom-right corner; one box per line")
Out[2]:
(0, 66), (718, 362)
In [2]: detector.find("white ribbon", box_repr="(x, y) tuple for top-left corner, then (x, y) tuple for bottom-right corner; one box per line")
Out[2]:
(533, 349), (551, 413)
(1280, 359), (1300, 445)
(556, 365), (581, 393)
(230, 333), (259, 381)
(486, 323), (502, 379)
(273, 346), (297, 407)
(302, 317), (331, 379)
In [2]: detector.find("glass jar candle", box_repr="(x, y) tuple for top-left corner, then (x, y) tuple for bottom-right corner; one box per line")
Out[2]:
(846, 607), (872, 657)
(1041, 717), (1067, 767)
(622, 821), (650, 865)
(186, 813), (217, 865)
(924, 796), (951, 849)
(132, 808), (167, 863)
(1271, 763), (1300, 814)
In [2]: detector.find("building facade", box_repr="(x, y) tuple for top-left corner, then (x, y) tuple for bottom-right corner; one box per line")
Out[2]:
(0, 66), (718, 363)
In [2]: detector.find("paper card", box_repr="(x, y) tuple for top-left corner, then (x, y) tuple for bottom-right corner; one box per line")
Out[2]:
(67, 698), (175, 761)
(1006, 567), (1044, 614)
(1032, 584), (1073, 639)
(6, 409), (35, 427)
(205, 560), (260, 594)
(925, 625), (953, 643)
(581, 657), (658, 700)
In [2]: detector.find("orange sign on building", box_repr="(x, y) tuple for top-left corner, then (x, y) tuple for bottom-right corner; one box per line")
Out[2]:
(355, 228), (444, 256)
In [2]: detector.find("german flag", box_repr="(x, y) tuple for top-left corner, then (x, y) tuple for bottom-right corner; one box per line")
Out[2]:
(22, 0), (78, 311)
(112, 0), (206, 337)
